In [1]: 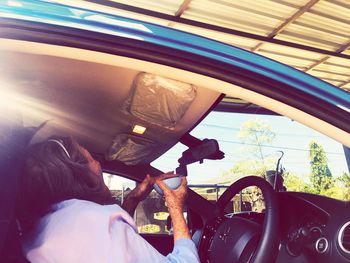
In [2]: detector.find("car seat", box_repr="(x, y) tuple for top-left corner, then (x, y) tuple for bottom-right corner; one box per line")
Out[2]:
(0, 112), (32, 263)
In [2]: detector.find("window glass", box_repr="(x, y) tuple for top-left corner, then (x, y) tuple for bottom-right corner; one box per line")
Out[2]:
(103, 174), (136, 203)
(152, 111), (349, 205)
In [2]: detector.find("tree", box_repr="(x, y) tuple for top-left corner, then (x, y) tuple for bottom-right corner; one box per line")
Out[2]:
(308, 140), (333, 194)
(234, 119), (276, 175)
(283, 171), (310, 192)
(337, 172), (350, 200)
(231, 119), (276, 212)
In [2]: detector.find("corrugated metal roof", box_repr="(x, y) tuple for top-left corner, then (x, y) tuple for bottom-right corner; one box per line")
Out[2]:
(70, 0), (350, 92)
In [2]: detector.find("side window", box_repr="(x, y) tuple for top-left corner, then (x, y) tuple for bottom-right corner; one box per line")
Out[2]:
(103, 173), (171, 235)
(103, 173), (136, 205)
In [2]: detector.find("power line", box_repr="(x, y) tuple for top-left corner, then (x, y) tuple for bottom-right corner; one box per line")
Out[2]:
(199, 123), (332, 139)
(160, 139), (342, 156)
(157, 138), (343, 162)
(216, 139), (343, 155)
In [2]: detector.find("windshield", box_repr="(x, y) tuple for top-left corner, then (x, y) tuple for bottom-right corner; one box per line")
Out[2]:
(153, 111), (350, 201)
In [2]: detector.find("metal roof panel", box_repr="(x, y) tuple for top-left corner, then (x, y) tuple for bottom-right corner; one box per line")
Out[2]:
(257, 51), (317, 68)
(326, 57), (350, 67)
(173, 24), (261, 48)
(208, 0), (305, 18)
(49, 0), (350, 92)
(314, 63), (350, 76)
(280, 24), (349, 48)
(275, 33), (339, 51)
(295, 13), (350, 38)
(309, 71), (350, 82)
(313, 0), (350, 21)
(182, 0), (284, 36)
(109, 0), (182, 15)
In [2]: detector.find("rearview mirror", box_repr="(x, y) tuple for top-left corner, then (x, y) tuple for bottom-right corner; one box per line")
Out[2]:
(176, 139), (224, 176)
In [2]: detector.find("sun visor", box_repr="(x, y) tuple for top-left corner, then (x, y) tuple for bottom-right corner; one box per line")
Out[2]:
(106, 134), (157, 165)
(123, 72), (197, 129)
(107, 73), (197, 165)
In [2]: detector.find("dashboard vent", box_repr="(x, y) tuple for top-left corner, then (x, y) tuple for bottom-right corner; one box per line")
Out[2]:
(338, 221), (350, 254)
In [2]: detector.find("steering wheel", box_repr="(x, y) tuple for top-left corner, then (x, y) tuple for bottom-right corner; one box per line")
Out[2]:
(198, 176), (279, 263)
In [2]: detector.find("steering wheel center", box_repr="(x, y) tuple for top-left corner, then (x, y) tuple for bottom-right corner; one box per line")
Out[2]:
(209, 216), (261, 263)
(199, 176), (279, 263)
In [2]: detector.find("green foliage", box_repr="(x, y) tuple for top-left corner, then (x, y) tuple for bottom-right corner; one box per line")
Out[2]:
(308, 141), (333, 193)
(283, 141), (349, 200)
(283, 172), (310, 192)
(338, 172), (350, 187)
(230, 158), (276, 176)
(337, 172), (350, 200)
(283, 171), (350, 200)
(227, 119), (350, 201)
(320, 185), (347, 200)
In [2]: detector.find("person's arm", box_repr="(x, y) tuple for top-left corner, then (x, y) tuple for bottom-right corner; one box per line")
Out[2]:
(156, 176), (200, 263)
(120, 174), (199, 263)
(156, 177), (190, 241)
(120, 194), (140, 217)
(121, 174), (153, 217)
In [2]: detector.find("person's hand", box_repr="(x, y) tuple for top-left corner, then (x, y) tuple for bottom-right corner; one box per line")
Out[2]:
(128, 172), (177, 201)
(122, 173), (178, 217)
(155, 176), (188, 213)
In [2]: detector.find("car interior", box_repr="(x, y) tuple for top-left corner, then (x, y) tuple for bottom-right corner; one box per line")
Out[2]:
(0, 35), (350, 263)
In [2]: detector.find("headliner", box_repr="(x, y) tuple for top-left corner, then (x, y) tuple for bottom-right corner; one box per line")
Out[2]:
(0, 49), (221, 165)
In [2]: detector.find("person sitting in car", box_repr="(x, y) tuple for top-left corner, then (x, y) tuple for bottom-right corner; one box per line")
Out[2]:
(17, 136), (199, 263)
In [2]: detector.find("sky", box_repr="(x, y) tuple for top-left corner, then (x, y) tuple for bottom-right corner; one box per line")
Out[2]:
(152, 111), (349, 185)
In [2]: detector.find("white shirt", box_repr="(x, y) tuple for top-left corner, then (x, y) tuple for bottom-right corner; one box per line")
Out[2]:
(23, 199), (199, 263)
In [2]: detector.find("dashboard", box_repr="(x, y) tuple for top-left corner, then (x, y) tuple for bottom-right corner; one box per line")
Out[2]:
(191, 189), (350, 263)
(276, 192), (350, 263)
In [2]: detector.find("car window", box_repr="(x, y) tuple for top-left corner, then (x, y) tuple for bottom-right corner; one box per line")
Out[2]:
(153, 111), (350, 208)
(103, 174), (173, 235)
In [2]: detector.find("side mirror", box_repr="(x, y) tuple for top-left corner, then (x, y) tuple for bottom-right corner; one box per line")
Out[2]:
(266, 170), (285, 192)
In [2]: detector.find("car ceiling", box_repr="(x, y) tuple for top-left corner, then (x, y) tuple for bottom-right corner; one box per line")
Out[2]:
(2, 0), (350, 169)
(0, 50), (221, 165)
(62, 0), (350, 96)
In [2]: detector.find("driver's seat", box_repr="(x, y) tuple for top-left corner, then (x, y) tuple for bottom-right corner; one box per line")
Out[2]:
(0, 112), (33, 263)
